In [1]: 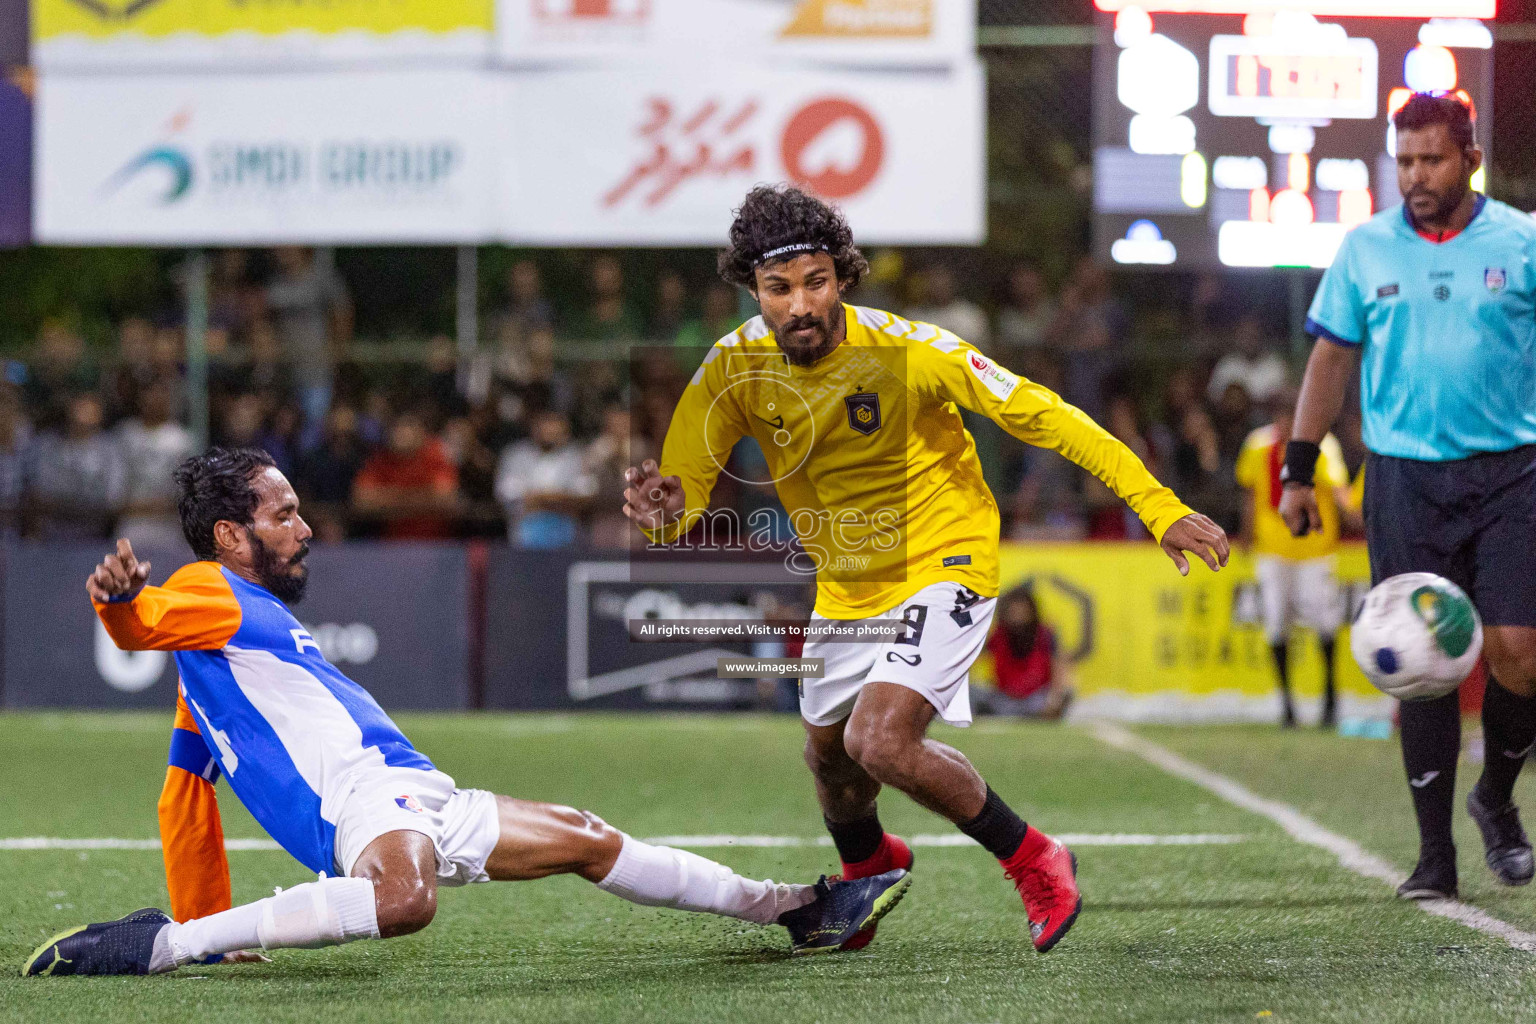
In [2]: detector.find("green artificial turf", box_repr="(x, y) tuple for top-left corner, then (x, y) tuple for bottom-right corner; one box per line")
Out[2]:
(3, 712), (1535, 1023)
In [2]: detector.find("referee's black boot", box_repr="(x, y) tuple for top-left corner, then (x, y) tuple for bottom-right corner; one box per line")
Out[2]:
(1397, 844), (1458, 900)
(1467, 785), (1536, 887)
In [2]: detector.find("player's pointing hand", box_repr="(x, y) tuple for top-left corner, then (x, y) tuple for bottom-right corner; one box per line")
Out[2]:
(1160, 513), (1230, 577)
(622, 459), (685, 532)
(86, 538), (151, 603)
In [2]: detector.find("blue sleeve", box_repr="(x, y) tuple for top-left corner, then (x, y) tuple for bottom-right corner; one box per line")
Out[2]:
(168, 727), (221, 784)
(1306, 235), (1366, 346)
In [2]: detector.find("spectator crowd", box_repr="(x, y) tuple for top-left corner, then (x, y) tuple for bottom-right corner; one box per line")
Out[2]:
(0, 246), (1362, 552)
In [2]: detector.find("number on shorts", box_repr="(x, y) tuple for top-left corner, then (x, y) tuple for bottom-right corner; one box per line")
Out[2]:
(949, 587), (982, 627)
(895, 604), (927, 647)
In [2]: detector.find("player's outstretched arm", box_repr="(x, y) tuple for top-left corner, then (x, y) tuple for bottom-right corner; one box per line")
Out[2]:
(89, 542), (243, 651)
(1279, 338), (1359, 537)
(917, 341), (1228, 574)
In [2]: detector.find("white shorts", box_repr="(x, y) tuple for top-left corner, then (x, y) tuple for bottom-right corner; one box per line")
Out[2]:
(1255, 554), (1345, 643)
(801, 581), (996, 728)
(332, 767), (501, 887)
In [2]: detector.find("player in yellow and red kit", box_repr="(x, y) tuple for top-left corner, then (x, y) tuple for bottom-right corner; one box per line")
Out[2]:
(1236, 387), (1353, 729)
(622, 185), (1230, 954)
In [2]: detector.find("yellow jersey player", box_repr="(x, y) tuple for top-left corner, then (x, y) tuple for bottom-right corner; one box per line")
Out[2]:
(1236, 386), (1352, 728)
(622, 185), (1229, 954)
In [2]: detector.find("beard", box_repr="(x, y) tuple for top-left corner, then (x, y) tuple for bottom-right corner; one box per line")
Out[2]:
(250, 532), (310, 605)
(1406, 181), (1467, 226)
(773, 302), (845, 367)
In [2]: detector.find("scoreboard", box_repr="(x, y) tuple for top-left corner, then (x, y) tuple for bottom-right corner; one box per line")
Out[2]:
(1090, 0), (1494, 270)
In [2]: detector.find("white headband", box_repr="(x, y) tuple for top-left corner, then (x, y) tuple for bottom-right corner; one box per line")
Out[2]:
(755, 242), (829, 267)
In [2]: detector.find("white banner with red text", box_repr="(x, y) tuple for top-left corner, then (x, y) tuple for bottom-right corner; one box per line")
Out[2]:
(501, 60), (985, 245)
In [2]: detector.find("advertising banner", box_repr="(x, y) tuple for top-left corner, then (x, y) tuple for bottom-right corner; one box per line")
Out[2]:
(2, 544), (470, 710)
(502, 59), (985, 245)
(35, 62), (985, 246)
(496, 0), (974, 66)
(484, 543), (1386, 721)
(992, 542), (1386, 722)
(32, 0), (493, 70)
(34, 70), (501, 245)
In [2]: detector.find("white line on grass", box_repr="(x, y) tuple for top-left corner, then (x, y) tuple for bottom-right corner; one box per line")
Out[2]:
(0, 838), (283, 851)
(1090, 722), (1536, 953)
(644, 833), (1244, 848)
(0, 833), (1244, 852)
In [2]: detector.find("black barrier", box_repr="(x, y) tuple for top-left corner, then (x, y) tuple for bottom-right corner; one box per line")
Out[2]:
(483, 548), (817, 711)
(2, 543), (469, 710)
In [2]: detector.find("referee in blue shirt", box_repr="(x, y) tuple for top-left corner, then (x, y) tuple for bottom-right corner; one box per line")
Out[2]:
(1282, 93), (1536, 901)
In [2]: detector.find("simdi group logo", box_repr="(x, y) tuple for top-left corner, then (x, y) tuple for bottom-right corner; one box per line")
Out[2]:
(99, 109), (465, 209)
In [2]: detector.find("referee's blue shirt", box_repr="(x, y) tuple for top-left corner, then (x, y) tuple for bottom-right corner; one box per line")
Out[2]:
(1306, 195), (1536, 461)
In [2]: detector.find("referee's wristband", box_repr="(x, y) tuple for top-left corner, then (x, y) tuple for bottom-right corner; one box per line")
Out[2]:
(1280, 440), (1321, 488)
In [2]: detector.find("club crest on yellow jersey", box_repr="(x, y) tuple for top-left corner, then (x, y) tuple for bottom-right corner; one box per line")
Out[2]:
(844, 392), (882, 435)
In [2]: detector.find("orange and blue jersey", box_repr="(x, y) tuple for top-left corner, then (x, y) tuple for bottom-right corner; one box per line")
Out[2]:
(95, 561), (434, 877)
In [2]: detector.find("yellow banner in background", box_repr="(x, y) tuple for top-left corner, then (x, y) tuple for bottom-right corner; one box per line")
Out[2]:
(33, 0), (493, 41)
(989, 542), (1383, 720)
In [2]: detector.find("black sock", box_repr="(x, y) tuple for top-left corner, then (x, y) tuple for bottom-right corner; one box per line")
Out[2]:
(824, 811), (885, 864)
(1477, 675), (1536, 807)
(958, 786), (1030, 860)
(1320, 635), (1338, 717)
(1271, 641), (1294, 716)
(1399, 691), (1462, 853)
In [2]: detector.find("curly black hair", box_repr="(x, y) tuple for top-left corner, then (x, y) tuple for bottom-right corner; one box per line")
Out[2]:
(173, 447), (277, 561)
(1393, 92), (1475, 151)
(718, 184), (869, 291)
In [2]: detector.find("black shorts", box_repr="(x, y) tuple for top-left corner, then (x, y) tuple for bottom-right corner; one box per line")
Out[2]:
(1363, 444), (1536, 628)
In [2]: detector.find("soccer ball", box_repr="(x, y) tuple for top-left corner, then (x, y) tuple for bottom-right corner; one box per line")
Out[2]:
(1350, 573), (1483, 701)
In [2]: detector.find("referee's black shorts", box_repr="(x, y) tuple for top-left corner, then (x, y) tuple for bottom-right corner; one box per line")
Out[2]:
(1363, 444), (1536, 629)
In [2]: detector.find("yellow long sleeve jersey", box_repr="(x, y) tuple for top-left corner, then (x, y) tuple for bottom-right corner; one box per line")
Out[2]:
(646, 304), (1194, 619)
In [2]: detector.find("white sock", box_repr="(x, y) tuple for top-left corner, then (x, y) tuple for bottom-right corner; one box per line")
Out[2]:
(594, 834), (816, 925)
(149, 877), (380, 973)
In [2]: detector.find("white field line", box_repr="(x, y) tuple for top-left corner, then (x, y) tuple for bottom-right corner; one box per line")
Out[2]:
(0, 838), (282, 851)
(1090, 722), (1536, 953)
(0, 833), (1244, 853)
(644, 834), (1243, 848)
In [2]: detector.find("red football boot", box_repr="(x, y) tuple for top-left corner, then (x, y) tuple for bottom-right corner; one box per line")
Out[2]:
(835, 833), (914, 951)
(1001, 826), (1081, 953)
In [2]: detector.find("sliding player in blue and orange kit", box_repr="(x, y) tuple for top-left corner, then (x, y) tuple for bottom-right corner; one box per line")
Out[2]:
(24, 448), (910, 976)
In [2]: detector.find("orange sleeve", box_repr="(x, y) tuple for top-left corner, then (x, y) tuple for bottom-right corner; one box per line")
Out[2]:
(93, 561), (242, 652)
(160, 693), (232, 922)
